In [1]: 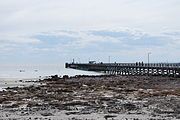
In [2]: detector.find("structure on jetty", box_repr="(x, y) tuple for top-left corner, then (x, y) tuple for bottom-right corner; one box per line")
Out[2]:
(65, 62), (180, 77)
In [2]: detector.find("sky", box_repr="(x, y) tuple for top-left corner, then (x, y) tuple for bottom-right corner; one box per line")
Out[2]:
(0, 0), (180, 65)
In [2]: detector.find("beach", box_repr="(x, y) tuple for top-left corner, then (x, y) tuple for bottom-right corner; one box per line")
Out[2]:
(0, 75), (180, 120)
(0, 64), (101, 90)
(1, 0), (180, 119)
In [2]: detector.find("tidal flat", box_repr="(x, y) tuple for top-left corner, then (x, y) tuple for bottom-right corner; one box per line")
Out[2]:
(0, 75), (180, 120)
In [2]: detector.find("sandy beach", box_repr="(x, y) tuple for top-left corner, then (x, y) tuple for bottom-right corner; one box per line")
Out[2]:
(0, 75), (180, 120)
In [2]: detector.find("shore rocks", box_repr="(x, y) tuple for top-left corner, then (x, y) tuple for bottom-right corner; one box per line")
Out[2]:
(0, 75), (180, 119)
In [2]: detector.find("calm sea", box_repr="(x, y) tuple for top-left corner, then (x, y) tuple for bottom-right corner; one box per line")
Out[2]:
(0, 64), (101, 90)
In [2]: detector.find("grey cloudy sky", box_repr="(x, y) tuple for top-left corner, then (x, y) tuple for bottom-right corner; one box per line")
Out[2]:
(0, 0), (180, 64)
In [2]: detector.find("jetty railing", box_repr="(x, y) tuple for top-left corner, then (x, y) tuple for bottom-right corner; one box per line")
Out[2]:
(65, 62), (180, 77)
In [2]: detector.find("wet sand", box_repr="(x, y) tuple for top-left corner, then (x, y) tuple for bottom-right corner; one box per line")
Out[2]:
(0, 75), (180, 120)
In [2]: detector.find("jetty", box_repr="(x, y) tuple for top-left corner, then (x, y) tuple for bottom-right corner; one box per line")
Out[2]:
(65, 62), (180, 77)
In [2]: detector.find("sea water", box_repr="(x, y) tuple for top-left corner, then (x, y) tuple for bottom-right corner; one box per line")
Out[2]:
(0, 64), (101, 90)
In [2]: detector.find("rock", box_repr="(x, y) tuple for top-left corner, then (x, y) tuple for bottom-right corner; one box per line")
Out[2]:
(41, 112), (54, 116)
(63, 101), (91, 106)
(104, 115), (117, 120)
(65, 111), (79, 115)
(0, 97), (7, 104)
(123, 103), (137, 111)
(0, 75), (180, 119)
(63, 75), (69, 79)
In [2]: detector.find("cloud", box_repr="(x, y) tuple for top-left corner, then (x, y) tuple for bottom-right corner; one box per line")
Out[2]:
(0, 0), (180, 63)
(34, 34), (76, 46)
(90, 30), (133, 38)
(1, 29), (177, 51)
(0, 28), (180, 63)
(0, 36), (40, 44)
(90, 30), (173, 47)
(1, 0), (180, 33)
(0, 29), (179, 54)
(163, 31), (180, 36)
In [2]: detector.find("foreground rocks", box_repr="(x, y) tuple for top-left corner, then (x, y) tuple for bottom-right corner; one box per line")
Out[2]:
(0, 75), (180, 120)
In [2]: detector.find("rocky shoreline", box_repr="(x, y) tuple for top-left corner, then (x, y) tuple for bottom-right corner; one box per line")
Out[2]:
(0, 75), (180, 120)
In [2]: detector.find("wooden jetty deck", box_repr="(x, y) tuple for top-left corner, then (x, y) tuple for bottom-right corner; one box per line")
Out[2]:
(65, 62), (180, 77)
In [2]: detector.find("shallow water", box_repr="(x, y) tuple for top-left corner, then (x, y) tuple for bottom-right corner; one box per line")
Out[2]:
(0, 64), (101, 89)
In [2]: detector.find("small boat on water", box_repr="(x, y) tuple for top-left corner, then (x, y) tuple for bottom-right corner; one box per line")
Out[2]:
(19, 70), (25, 72)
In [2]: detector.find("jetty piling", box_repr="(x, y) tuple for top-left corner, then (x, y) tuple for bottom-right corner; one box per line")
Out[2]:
(65, 62), (180, 77)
